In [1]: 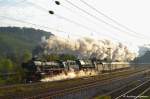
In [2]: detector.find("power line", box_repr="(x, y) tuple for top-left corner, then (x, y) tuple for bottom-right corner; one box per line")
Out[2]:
(27, 1), (94, 31)
(0, 1), (131, 41)
(2, 1), (144, 41)
(79, 0), (149, 38)
(26, 0), (150, 41)
(0, 16), (64, 32)
(25, 2), (98, 31)
(25, 1), (121, 40)
(64, 0), (128, 33)
(52, 1), (149, 41)
(54, 2), (131, 41)
(64, 0), (148, 40)
(18, 1), (102, 37)
(55, 2), (111, 35)
(0, 16), (89, 38)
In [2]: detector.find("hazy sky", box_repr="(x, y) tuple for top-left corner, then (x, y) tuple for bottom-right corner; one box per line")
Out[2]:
(1, 0), (150, 52)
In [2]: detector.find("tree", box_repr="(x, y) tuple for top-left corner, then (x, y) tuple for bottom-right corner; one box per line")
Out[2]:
(22, 50), (32, 63)
(0, 58), (15, 84)
(0, 58), (14, 73)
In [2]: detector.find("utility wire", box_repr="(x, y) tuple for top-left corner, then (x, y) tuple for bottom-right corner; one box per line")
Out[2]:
(0, 16), (88, 37)
(64, 0), (148, 40)
(27, 1), (103, 33)
(0, 16), (64, 32)
(55, 3), (129, 40)
(56, 3), (112, 35)
(27, 1), (92, 30)
(52, 1), (149, 41)
(25, 1), (122, 40)
(29, 1), (150, 41)
(1, 0), (148, 40)
(79, 0), (149, 38)
(18, 1), (99, 37)
(2, 1), (143, 41)
(64, 0), (129, 33)
(0, 1), (125, 40)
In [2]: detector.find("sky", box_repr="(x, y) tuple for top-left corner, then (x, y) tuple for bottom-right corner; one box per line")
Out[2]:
(1, 0), (150, 52)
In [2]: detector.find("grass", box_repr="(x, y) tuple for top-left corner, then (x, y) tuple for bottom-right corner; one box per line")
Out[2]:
(94, 96), (111, 99)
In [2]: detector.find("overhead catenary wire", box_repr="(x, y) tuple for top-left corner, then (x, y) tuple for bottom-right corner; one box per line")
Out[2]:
(23, 1), (123, 41)
(0, 0), (99, 36)
(1, 0), (145, 41)
(24, 1), (130, 41)
(0, 15), (91, 38)
(0, 16), (64, 32)
(1, 0), (146, 41)
(51, 0), (150, 41)
(64, 0), (129, 33)
(27, 0), (150, 42)
(27, 1), (96, 32)
(63, 0), (149, 40)
(53, 1), (116, 36)
(79, 0), (149, 38)
(52, 1), (136, 42)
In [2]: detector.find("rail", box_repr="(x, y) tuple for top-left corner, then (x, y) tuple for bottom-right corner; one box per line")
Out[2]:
(0, 66), (149, 99)
(115, 79), (150, 99)
(25, 67), (150, 99)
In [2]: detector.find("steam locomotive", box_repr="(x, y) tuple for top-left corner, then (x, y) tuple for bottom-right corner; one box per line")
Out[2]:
(22, 58), (130, 82)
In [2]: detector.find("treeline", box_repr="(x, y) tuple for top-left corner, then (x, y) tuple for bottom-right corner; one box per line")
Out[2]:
(0, 27), (52, 85)
(0, 27), (52, 57)
(0, 50), (32, 85)
(133, 51), (150, 63)
(40, 54), (77, 61)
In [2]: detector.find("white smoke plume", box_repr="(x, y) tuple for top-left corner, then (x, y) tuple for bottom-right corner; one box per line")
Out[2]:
(40, 36), (136, 62)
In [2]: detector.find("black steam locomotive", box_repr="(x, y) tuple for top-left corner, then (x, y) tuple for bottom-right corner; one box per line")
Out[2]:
(22, 58), (96, 82)
(22, 58), (130, 82)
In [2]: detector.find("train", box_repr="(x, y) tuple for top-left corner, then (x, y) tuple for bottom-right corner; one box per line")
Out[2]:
(22, 58), (130, 82)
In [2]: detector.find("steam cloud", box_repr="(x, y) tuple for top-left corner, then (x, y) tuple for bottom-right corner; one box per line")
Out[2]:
(41, 70), (97, 82)
(40, 36), (136, 62)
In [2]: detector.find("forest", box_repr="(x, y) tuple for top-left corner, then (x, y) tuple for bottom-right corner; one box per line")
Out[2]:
(0, 27), (52, 84)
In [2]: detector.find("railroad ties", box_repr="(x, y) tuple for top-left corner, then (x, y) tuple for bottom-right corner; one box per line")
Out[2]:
(114, 80), (150, 99)
(102, 72), (150, 99)
(25, 67), (150, 99)
(1, 67), (150, 99)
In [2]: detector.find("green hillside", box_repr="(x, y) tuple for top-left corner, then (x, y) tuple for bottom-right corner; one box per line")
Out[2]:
(0, 27), (52, 57)
(0, 27), (53, 84)
(133, 51), (150, 63)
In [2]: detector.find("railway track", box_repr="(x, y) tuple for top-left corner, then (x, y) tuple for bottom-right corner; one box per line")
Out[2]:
(0, 67), (149, 99)
(0, 67), (135, 90)
(0, 68), (129, 88)
(141, 87), (150, 97)
(114, 79), (150, 99)
(100, 72), (150, 99)
(25, 67), (150, 99)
